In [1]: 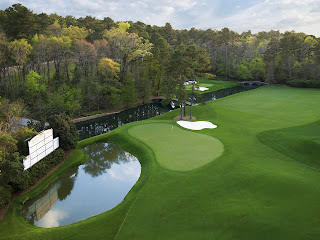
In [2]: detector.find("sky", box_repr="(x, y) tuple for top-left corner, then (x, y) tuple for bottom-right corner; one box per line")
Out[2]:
(1, 0), (320, 37)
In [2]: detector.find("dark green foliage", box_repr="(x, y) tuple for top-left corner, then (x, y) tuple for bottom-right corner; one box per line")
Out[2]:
(26, 148), (65, 186)
(48, 114), (78, 150)
(13, 127), (37, 156)
(287, 79), (320, 88)
(1, 152), (27, 192)
(122, 74), (137, 108)
(0, 184), (11, 209)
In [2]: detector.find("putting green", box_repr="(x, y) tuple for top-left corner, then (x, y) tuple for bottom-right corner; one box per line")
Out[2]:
(128, 123), (224, 171)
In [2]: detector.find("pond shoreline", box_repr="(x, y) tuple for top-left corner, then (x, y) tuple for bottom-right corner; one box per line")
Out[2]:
(0, 150), (74, 221)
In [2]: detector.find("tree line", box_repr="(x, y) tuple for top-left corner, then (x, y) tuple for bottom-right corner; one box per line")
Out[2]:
(0, 3), (320, 122)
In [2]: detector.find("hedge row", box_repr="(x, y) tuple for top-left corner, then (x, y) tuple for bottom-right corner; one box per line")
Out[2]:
(26, 148), (65, 186)
(0, 148), (65, 210)
(287, 80), (320, 88)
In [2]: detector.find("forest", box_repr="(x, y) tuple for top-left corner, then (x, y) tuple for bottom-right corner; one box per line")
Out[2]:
(0, 4), (319, 121)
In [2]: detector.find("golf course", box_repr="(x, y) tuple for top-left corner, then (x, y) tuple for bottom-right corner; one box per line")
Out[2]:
(1, 85), (320, 239)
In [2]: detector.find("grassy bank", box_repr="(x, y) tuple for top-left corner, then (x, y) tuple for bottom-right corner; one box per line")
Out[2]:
(1, 85), (320, 239)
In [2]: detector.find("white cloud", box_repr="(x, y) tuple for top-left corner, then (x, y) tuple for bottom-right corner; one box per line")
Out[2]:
(37, 209), (68, 228)
(192, 0), (320, 36)
(1, 0), (319, 36)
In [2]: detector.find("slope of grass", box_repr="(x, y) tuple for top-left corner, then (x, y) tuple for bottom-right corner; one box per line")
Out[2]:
(257, 120), (320, 170)
(185, 77), (240, 94)
(1, 85), (320, 240)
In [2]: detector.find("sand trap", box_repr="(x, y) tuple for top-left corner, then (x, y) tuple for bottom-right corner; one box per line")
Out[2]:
(196, 87), (209, 91)
(177, 121), (217, 130)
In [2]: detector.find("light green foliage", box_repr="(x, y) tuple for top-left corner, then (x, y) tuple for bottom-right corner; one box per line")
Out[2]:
(31, 34), (39, 45)
(237, 57), (266, 81)
(118, 22), (130, 31)
(25, 70), (46, 98)
(8, 38), (32, 66)
(50, 84), (82, 116)
(237, 64), (252, 80)
(248, 57), (266, 80)
(104, 25), (153, 80)
(304, 36), (318, 49)
(97, 58), (120, 83)
(62, 25), (89, 43)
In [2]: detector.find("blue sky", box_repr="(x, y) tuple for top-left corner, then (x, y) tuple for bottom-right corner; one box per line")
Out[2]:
(1, 0), (320, 36)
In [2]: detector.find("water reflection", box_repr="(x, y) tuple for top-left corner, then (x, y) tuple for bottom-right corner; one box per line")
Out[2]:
(83, 143), (130, 177)
(22, 143), (140, 228)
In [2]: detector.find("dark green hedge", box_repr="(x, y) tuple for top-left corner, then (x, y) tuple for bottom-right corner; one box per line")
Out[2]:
(0, 148), (65, 210)
(0, 184), (11, 210)
(287, 80), (320, 88)
(26, 148), (65, 186)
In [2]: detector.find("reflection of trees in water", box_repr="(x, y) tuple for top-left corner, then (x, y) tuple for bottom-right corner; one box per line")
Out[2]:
(57, 167), (78, 201)
(22, 167), (78, 223)
(82, 143), (133, 177)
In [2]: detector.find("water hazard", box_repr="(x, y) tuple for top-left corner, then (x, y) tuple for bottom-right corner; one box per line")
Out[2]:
(22, 143), (141, 228)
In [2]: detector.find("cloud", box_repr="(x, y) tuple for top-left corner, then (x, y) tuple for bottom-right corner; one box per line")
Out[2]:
(0, 0), (319, 36)
(191, 0), (320, 36)
(37, 209), (68, 228)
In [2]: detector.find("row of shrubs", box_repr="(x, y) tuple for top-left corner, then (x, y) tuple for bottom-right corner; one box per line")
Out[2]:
(0, 148), (65, 210)
(287, 80), (320, 88)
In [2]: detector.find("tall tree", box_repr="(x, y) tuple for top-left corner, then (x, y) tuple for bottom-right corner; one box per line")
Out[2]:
(8, 38), (32, 82)
(74, 40), (97, 77)
(104, 23), (153, 81)
(0, 4), (37, 40)
(49, 36), (71, 84)
(263, 37), (279, 83)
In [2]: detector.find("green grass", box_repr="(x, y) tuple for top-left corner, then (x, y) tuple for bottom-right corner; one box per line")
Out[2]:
(128, 123), (224, 171)
(1, 85), (320, 239)
(185, 77), (240, 94)
(257, 120), (320, 170)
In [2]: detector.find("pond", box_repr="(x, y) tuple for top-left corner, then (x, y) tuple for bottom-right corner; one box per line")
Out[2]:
(22, 143), (141, 228)
(76, 85), (260, 140)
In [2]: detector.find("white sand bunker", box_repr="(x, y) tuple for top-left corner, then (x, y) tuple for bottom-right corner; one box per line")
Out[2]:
(177, 121), (217, 130)
(196, 87), (209, 91)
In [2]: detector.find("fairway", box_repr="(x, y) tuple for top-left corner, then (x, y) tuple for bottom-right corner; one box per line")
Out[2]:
(1, 86), (320, 240)
(257, 120), (320, 170)
(128, 123), (224, 171)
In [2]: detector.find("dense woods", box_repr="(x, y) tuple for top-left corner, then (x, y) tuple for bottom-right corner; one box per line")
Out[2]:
(0, 3), (319, 121)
